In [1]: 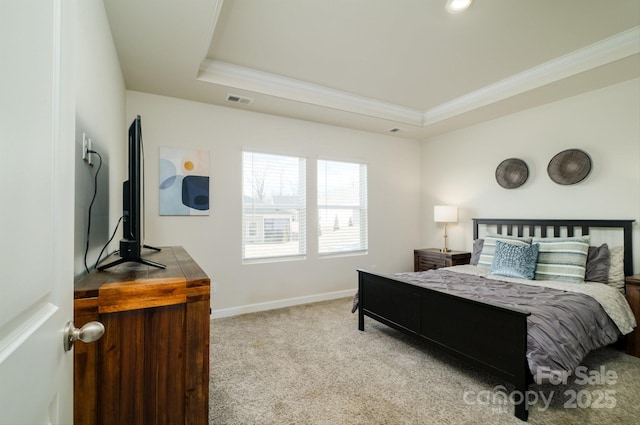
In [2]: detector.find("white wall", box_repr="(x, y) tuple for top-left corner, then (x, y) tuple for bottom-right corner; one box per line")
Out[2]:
(421, 79), (640, 273)
(73, 0), (126, 279)
(126, 92), (422, 315)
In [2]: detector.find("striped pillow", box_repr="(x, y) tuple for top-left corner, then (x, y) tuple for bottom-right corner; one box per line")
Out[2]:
(477, 234), (532, 269)
(533, 237), (590, 283)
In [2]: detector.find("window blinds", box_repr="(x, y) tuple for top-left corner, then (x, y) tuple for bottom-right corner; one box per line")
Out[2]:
(317, 160), (368, 255)
(242, 151), (307, 261)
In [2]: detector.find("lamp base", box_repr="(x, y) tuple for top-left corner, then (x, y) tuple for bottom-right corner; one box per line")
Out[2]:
(440, 226), (450, 253)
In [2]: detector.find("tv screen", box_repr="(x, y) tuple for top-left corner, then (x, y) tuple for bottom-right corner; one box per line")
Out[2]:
(98, 115), (165, 270)
(122, 115), (143, 256)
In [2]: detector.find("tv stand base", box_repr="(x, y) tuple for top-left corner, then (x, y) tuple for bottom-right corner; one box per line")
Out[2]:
(97, 245), (166, 271)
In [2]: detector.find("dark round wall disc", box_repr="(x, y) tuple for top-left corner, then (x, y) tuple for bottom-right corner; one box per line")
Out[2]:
(547, 149), (591, 185)
(495, 158), (529, 189)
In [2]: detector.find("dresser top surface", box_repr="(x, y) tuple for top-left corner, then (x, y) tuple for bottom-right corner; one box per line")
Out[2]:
(414, 248), (470, 256)
(75, 246), (209, 299)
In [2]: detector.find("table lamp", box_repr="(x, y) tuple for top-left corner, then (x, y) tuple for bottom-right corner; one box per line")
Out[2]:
(434, 205), (458, 252)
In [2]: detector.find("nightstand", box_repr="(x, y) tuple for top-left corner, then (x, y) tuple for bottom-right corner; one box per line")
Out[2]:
(625, 275), (640, 358)
(414, 248), (471, 272)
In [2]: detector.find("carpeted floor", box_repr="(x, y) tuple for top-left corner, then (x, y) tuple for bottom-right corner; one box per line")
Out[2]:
(210, 297), (640, 424)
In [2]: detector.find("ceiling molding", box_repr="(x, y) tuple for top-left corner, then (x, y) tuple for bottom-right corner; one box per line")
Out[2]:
(199, 26), (639, 128)
(201, 0), (225, 63)
(197, 59), (424, 125)
(198, 0), (422, 126)
(424, 25), (640, 125)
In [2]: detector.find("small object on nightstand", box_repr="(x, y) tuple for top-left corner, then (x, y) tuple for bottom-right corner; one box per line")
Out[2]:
(414, 248), (471, 272)
(625, 275), (640, 358)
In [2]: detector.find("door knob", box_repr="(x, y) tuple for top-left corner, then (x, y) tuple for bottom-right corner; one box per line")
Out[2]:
(63, 321), (105, 352)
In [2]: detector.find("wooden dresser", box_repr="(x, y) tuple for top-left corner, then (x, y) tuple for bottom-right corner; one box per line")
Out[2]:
(625, 274), (640, 358)
(74, 246), (210, 425)
(414, 248), (471, 272)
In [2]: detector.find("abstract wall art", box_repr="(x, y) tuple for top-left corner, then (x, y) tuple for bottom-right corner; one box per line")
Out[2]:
(159, 147), (210, 215)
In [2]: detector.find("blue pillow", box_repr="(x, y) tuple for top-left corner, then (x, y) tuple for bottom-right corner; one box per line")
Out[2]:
(491, 240), (540, 280)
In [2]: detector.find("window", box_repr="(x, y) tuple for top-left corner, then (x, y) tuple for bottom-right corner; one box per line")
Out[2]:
(317, 160), (367, 255)
(242, 151), (306, 261)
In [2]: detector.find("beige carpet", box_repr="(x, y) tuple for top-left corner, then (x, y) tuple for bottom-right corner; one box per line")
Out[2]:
(210, 298), (640, 424)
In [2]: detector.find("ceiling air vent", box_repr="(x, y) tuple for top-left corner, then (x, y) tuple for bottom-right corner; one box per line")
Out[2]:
(226, 94), (254, 105)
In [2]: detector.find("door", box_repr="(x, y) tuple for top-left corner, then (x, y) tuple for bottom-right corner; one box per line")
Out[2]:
(0, 0), (75, 424)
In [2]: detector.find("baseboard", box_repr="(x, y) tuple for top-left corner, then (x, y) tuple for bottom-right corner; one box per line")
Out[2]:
(211, 289), (356, 319)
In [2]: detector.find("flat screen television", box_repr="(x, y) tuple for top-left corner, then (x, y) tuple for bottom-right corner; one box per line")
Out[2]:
(98, 115), (165, 271)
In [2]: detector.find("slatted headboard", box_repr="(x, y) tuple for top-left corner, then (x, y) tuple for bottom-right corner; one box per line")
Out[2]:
(472, 218), (635, 277)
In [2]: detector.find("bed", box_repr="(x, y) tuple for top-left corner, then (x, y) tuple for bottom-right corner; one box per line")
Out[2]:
(356, 218), (636, 421)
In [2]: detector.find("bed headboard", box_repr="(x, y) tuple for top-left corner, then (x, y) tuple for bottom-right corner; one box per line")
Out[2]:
(472, 218), (635, 276)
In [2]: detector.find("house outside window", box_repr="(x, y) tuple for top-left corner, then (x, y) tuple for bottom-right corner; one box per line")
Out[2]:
(317, 159), (368, 255)
(242, 151), (306, 261)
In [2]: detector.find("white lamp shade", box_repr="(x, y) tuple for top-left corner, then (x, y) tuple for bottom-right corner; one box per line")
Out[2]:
(434, 206), (458, 223)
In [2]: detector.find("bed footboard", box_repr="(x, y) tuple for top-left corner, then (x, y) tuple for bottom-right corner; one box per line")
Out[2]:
(357, 269), (532, 421)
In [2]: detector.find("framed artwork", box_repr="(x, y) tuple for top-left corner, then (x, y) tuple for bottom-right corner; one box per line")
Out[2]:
(159, 147), (210, 215)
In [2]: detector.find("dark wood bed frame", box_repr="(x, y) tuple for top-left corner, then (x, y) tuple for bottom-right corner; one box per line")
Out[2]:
(357, 218), (635, 421)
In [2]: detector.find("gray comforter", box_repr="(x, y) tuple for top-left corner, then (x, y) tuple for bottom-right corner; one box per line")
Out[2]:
(392, 270), (621, 376)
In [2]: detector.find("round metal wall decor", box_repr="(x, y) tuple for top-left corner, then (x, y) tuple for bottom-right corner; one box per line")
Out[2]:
(547, 149), (591, 185)
(495, 158), (529, 189)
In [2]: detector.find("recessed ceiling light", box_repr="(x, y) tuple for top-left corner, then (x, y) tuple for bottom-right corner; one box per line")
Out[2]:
(446, 0), (473, 13)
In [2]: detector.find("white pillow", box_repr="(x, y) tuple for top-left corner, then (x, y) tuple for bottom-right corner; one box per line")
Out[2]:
(607, 246), (625, 293)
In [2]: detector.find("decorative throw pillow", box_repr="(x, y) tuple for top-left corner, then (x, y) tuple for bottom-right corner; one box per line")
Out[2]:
(491, 240), (539, 280)
(532, 236), (590, 283)
(585, 243), (610, 283)
(470, 239), (484, 266)
(477, 234), (532, 269)
(607, 246), (625, 293)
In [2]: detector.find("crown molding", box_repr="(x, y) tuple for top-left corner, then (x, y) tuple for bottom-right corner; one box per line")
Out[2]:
(424, 25), (640, 125)
(199, 26), (639, 128)
(197, 59), (424, 126)
(202, 0), (225, 57)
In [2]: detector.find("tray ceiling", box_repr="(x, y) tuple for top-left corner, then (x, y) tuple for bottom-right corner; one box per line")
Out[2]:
(104, 0), (640, 138)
